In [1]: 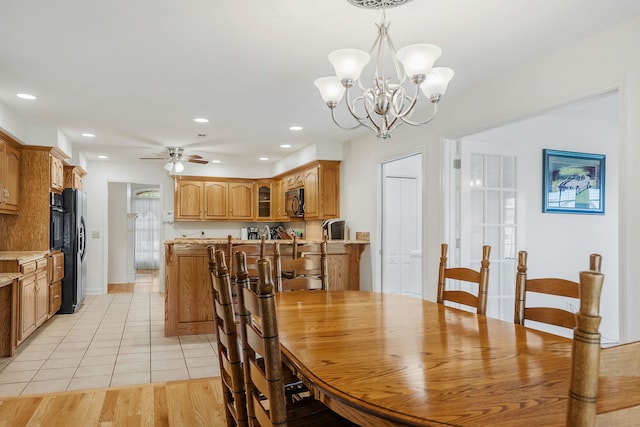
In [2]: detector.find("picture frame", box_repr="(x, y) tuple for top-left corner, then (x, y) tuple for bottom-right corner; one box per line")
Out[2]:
(542, 149), (605, 214)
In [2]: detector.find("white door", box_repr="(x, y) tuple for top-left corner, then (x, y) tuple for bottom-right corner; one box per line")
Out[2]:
(381, 154), (422, 297)
(459, 140), (521, 320)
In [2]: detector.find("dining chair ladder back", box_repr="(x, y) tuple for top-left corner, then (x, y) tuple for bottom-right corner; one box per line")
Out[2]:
(238, 257), (356, 426)
(567, 270), (640, 426)
(514, 251), (602, 330)
(274, 238), (328, 292)
(207, 246), (248, 427)
(437, 243), (491, 315)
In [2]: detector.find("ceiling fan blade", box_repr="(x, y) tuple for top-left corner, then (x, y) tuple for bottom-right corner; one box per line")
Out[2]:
(140, 157), (166, 160)
(184, 154), (203, 160)
(188, 158), (209, 164)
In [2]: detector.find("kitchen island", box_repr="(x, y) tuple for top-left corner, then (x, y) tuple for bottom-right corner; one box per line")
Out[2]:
(163, 238), (368, 336)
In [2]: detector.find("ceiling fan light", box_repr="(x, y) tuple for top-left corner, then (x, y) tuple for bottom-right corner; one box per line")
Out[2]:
(174, 161), (184, 173)
(314, 76), (346, 104)
(420, 67), (454, 100)
(164, 161), (173, 172)
(396, 43), (442, 79)
(328, 49), (371, 82)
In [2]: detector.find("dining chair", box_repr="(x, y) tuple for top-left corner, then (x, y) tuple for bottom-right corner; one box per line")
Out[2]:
(273, 237), (328, 292)
(437, 243), (491, 315)
(514, 251), (602, 331)
(236, 256), (356, 426)
(207, 246), (248, 427)
(567, 270), (640, 426)
(227, 234), (266, 281)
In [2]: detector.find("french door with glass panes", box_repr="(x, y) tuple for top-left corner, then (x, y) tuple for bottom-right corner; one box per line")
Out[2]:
(460, 141), (521, 321)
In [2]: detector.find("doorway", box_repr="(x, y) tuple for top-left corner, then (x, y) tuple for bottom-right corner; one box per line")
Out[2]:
(380, 153), (423, 297)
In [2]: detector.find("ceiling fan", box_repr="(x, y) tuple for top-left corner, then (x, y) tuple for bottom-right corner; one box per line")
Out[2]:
(140, 146), (209, 173)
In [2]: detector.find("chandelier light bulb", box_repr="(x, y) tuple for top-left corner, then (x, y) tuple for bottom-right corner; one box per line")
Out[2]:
(328, 49), (371, 82)
(420, 67), (454, 101)
(174, 161), (184, 173)
(314, 77), (346, 104)
(396, 44), (442, 80)
(164, 161), (173, 172)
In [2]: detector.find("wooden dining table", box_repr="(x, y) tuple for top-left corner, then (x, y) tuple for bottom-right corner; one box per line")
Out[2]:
(274, 290), (574, 426)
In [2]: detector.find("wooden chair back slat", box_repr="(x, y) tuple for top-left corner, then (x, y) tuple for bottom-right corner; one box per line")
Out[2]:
(274, 238), (328, 292)
(441, 290), (478, 309)
(207, 246), (248, 427)
(524, 307), (577, 329)
(437, 243), (491, 315)
(514, 250), (601, 331)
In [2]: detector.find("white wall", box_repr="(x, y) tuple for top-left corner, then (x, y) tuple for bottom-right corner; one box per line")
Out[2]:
(464, 104), (619, 342)
(107, 182), (129, 284)
(341, 14), (640, 341)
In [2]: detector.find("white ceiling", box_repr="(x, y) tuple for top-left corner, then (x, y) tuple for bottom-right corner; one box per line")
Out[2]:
(1, 0), (639, 167)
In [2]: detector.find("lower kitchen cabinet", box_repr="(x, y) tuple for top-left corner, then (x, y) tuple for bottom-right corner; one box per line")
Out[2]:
(20, 268), (48, 343)
(48, 251), (64, 316)
(0, 252), (50, 347)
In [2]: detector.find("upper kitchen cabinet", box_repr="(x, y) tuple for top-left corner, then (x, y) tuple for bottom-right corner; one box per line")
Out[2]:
(0, 134), (21, 215)
(175, 179), (204, 220)
(63, 165), (86, 190)
(255, 180), (272, 221)
(273, 178), (287, 221)
(302, 161), (340, 220)
(174, 177), (253, 221)
(228, 181), (253, 220)
(0, 146), (69, 251)
(50, 155), (64, 191)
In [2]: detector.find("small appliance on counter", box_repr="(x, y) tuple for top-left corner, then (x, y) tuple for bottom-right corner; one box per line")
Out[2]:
(247, 227), (260, 240)
(322, 219), (346, 240)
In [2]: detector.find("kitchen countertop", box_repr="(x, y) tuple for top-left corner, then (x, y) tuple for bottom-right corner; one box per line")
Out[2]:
(163, 238), (369, 245)
(0, 273), (21, 287)
(0, 251), (50, 264)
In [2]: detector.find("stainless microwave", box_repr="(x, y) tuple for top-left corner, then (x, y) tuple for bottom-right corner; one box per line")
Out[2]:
(285, 188), (304, 218)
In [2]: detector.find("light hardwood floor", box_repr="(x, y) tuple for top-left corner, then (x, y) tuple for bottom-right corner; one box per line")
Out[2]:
(0, 377), (225, 426)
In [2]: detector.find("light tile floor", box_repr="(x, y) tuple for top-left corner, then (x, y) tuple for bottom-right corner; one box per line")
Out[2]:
(0, 290), (220, 397)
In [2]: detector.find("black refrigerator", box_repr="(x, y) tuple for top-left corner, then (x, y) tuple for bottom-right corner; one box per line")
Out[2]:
(61, 188), (87, 314)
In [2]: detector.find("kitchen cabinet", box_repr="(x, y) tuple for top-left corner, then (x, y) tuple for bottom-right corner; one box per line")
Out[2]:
(0, 146), (70, 251)
(175, 180), (203, 220)
(64, 165), (86, 190)
(50, 155), (64, 191)
(302, 161), (340, 220)
(0, 252), (49, 345)
(174, 178), (254, 221)
(48, 251), (63, 316)
(164, 244), (214, 336)
(286, 172), (304, 190)
(273, 178), (287, 221)
(255, 181), (272, 221)
(229, 182), (253, 220)
(204, 181), (228, 220)
(0, 137), (20, 215)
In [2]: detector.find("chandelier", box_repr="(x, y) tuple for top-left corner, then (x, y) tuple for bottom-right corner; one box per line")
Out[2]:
(314, 0), (453, 139)
(164, 147), (185, 173)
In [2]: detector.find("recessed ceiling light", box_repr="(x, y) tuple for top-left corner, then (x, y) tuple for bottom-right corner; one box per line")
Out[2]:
(210, 160), (221, 164)
(192, 117), (209, 123)
(197, 133), (206, 137)
(81, 133), (95, 138)
(16, 93), (36, 100)
(280, 144), (291, 148)
(289, 126), (303, 131)
(259, 157), (269, 161)
(98, 155), (108, 159)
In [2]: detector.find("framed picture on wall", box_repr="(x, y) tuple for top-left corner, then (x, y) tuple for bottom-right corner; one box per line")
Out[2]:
(542, 149), (606, 214)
